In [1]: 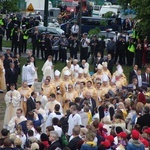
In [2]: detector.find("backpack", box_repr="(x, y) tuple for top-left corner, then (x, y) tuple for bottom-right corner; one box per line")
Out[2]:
(61, 133), (69, 147)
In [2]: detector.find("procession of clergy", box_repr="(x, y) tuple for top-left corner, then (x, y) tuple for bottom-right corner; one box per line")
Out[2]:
(0, 51), (130, 131)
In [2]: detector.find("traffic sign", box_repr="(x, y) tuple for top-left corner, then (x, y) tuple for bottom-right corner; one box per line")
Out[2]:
(26, 3), (34, 12)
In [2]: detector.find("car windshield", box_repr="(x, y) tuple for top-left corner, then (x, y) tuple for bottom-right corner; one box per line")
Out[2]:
(62, 1), (73, 7)
(93, 6), (100, 11)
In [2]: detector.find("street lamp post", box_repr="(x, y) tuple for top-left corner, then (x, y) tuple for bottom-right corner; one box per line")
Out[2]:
(78, 0), (82, 38)
(44, 0), (49, 26)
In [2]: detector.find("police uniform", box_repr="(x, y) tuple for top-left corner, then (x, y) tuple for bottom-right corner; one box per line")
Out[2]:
(127, 38), (135, 66)
(60, 35), (69, 62)
(32, 29), (41, 57)
(22, 25), (28, 53)
(40, 32), (46, 59)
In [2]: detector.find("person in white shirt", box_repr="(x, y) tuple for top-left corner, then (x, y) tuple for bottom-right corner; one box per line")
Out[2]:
(8, 108), (27, 133)
(80, 33), (90, 61)
(67, 105), (82, 136)
(52, 117), (62, 137)
(71, 21), (79, 36)
(22, 59), (35, 87)
(46, 104), (64, 127)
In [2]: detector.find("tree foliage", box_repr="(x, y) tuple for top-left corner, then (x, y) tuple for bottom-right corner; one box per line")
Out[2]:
(88, 27), (100, 37)
(0, 0), (20, 13)
(131, 0), (150, 38)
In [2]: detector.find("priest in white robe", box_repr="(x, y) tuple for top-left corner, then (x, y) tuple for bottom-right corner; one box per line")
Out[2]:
(42, 55), (54, 81)
(22, 60), (35, 86)
(8, 108), (27, 133)
(3, 84), (21, 128)
(44, 93), (62, 114)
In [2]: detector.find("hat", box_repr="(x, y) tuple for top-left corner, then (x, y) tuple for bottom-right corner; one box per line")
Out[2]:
(98, 123), (104, 129)
(106, 135), (114, 144)
(101, 140), (111, 149)
(97, 64), (103, 70)
(111, 77), (116, 83)
(117, 67), (123, 75)
(144, 127), (150, 134)
(102, 74), (109, 82)
(64, 70), (70, 76)
(22, 24), (26, 27)
(54, 70), (60, 76)
(140, 139), (149, 148)
(102, 62), (108, 68)
(131, 130), (140, 140)
(117, 132), (127, 138)
(78, 68), (83, 74)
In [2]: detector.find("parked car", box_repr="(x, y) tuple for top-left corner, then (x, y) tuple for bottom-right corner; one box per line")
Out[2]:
(27, 26), (64, 37)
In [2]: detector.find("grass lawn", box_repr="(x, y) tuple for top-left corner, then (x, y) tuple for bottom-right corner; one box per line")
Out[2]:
(3, 39), (134, 84)
(18, 57), (133, 85)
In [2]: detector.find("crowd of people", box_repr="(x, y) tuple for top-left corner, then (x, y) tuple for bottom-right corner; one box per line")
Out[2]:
(0, 46), (150, 150)
(0, 12), (150, 150)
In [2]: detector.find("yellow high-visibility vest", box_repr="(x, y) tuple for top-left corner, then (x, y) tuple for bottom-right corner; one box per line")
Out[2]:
(128, 44), (135, 53)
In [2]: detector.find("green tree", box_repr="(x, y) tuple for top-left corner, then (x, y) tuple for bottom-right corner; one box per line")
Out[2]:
(0, 0), (20, 13)
(131, 0), (150, 38)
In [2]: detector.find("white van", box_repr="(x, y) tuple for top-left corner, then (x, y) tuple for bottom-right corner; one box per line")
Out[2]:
(92, 5), (101, 17)
(99, 5), (121, 17)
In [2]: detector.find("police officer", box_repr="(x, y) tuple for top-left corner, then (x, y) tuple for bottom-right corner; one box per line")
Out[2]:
(0, 15), (4, 27)
(40, 32), (46, 60)
(127, 38), (136, 66)
(14, 28), (23, 55)
(0, 25), (4, 51)
(22, 25), (29, 53)
(69, 35), (79, 59)
(52, 37), (60, 63)
(10, 24), (18, 52)
(32, 27), (40, 57)
(60, 35), (69, 62)
(90, 35), (99, 58)
(45, 33), (52, 60)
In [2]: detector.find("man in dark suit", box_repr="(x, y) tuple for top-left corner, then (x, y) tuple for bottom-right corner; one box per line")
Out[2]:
(142, 67), (150, 87)
(129, 65), (138, 84)
(6, 62), (18, 91)
(48, 131), (62, 150)
(99, 38), (105, 58)
(105, 54), (114, 75)
(32, 27), (41, 57)
(136, 106), (150, 130)
(93, 51), (104, 73)
(133, 69), (143, 87)
(68, 125), (83, 150)
(80, 91), (96, 115)
(26, 91), (37, 116)
(14, 28), (23, 55)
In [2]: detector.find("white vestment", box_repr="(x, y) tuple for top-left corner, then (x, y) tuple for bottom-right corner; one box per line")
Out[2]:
(42, 60), (54, 81)
(3, 90), (21, 128)
(22, 64), (35, 85)
(44, 100), (62, 114)
(45, 112), (64, 127)
(30, 62), (38, 80)
(8, 116), (27, 133)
